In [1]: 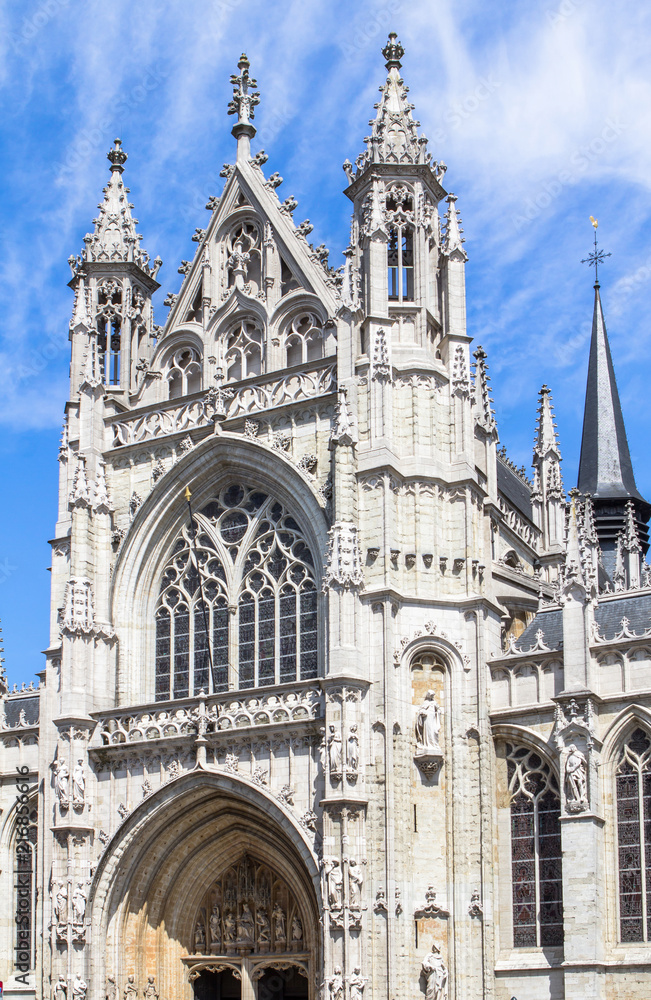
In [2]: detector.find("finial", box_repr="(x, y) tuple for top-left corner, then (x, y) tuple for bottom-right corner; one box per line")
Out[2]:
(107, 138), (127, 172)
(228, 53), (260, 161)
(382, 32), (404, 71)
(581, 216), (611, 287)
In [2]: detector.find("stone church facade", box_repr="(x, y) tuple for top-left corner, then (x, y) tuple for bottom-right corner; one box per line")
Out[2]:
(1, 33), (650, 1000)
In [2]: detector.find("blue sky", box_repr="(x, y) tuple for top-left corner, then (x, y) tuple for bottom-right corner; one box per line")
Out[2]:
(1, 0), (650, 688)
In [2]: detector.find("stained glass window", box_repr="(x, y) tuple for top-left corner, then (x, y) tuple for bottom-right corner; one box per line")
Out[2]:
(507, 744), (563, 948)
(155, 484), (318, 699)
(616, 727), (651, 942)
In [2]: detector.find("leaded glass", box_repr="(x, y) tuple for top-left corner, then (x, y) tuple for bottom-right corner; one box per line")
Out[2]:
(616, 728), (651, 942)
(507, 743), (563, 948)
(155, 483), (318, 698)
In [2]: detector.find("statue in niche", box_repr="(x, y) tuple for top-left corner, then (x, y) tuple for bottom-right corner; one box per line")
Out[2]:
(256, 907), (271, 947)
(237, 902), (254, 946)
(348, 859), (364, 908)
(416, 691), (442, 751)
(209, 902), (221, 946)
(328, 725), (342, 774)
(71, 882), (87, 924)
(54, 758), (70, 809)
(348, 968), (366, 1000)
(71, 974), (87, 1000)
(143, 976), (158, 1000)
(291, 914), (303, 948)
(53, 975), (67, 1000)
(223, 910), (236, 947)
(329, 966), (344, 1000)
(565, 744), (588, 812)
(54, 882), (68, 926)
(105, 976), (117, 1000)
(72, 759), (85, 807)
(347, 725), (359, 772)
(421, 943), (448, 1000)
(272, 902), (286, 946)
(325, 858), (343, 909)
(194, 920), (206, 953)
(123, 975), (137, 1000)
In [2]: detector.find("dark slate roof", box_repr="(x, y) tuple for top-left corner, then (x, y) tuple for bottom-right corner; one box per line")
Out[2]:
(497, 458), (533, 520)
(577, 284), (647, 504)
(4, 694), (40, 727)
(513, 590), (651, 653)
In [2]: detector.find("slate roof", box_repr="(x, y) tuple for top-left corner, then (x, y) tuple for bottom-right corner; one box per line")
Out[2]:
(4, 693), (40, 727)
(513, 590), (651, 653)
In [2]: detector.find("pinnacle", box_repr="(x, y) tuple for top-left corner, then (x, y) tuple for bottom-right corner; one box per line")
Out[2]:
(382, 31), (404, 71)
(107, 137), (127, 171)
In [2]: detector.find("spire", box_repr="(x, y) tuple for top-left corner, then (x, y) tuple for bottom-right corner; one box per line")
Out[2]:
(72, 140), (161, 277)
(443, 194), (467, 259)
(534, 385), (562, 464)
(472, 346), (496, 435)
(563, 490), (586, 597)
(228, 54), (260, 161)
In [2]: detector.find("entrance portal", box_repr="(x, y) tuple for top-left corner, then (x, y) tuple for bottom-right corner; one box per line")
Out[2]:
(192, 969), (241, 1000)
(256, 967), (308, 1000)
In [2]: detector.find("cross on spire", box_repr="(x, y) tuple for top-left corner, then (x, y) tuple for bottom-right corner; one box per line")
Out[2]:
(228, 53), (260, 161)
(581, 216), (611, 286)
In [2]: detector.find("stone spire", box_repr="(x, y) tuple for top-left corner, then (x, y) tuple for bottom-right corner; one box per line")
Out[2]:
(443, 194), (467, 259)
(577, 283), (650, 571)
(228, 53), (260, 161)
(472, 346), (496, 435)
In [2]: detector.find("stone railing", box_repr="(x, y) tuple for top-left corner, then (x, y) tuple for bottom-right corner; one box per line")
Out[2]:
(95, 684), (324, 746)
(109, 362), (337, 448)
(497, 494), (540, 550)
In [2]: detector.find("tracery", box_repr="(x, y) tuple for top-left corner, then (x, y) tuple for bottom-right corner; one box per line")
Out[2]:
(616, 727), (651, 942)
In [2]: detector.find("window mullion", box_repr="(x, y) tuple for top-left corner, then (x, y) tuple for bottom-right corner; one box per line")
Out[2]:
(639, 761), (648, 942)
(533, 796), (542, 947)
(275, 586), (281, 685)
(397, 225), (403, 303)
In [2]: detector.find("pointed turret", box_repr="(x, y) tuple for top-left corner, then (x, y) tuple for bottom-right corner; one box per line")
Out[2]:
(443, 194), (467, 259)
(577, 282), (650, 574)
(531, 385), (565, 560)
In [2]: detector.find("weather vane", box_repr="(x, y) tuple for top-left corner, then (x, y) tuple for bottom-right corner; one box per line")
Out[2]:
(581, 215), (611, 285)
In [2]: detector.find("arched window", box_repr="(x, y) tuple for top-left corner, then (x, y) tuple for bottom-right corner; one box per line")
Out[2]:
(616, 727), (651, 942)
(284, 312), (324, 368)
(225, 220), (262, 296)
(385, 185), (414, 302)
(96, 278), (123, 386)
(166, 347), (202, 399)
(14, 788), (37, 975)
(507, 743), (563, 947)
(225, 321), (264, 381)
(155, 484), (318, 700)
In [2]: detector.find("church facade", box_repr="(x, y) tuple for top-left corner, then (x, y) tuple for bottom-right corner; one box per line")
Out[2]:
(1, 33), (651, 1000)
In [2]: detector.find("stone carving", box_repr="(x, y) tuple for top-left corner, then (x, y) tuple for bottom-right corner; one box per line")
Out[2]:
(272, 902), (286, 947)
(118, 802), (129, 819)
(278, 784), (294, 806)
(415, 886), (450, 919)
(330, 387), (356, 447)
(347, 724), (359, 774)
(98, 829), (109, 845)
(374, 887), (388, 913)
(252, 765), (268, 785)
(224, 910), (236, 948)
(329, 966), (344, 1000)
(256, 907), (271, 949)
(54, 882), (68, 926)
(348, 968), (366, 1000)
(325, 858), (344, 909)
(415, 691), (444, 774)
(143, 977), (158, 1000)
(564, 743), (588, 813)
(291, 914), (303, 949)
(300, 809), (317, 832)
(468, 888), (483, 917)
(421, 944), (448, 1000)
(194, 920), (206, 953)
(236, 902), (255, 946)
(141, 778), (153, 798)
(395, 887), (403, 916)
(72, 759), (85, 807)
(105, 976), (117, 1000)
(71, 882), (87, 924)
(123, 975), (137, 1000)
(348, 858), (364, 908)
(54, 757), (69, 809)
(324, 522), (364, 589)
(225, 753), (239, 773)
(328, 725), (343, 776)
(54, 975), (67, 1000)
(209, 902), (221, 949)
(71, 974), (87, 1000)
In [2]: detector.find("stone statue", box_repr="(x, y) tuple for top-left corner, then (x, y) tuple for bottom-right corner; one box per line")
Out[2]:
(54, 882), (68, 926)
(348, 967), (366, 1000)
(272, 902), (286, 945)
(329, 966), (344, 1000)
(53, 975), (67, 1000)
(71, 974), (87, 1000)
(105, 975), (117, 1000)
(291, 914), (303, 947)
(237, 902), (254, 945)
(143, 976), (158, 1000)
(223, 910), (236, 946)
(347, 725), (359, 771)
(54, 758), (70, 809)
(72, 760), (85, 807)
(421, 943), (448, 1000)
(348, 858), (363, 907)
(123, 975), (137, 1000)
(565, 744), (588, 810)
(71, 882), (87, 924)
(256, 907), (271, 945)
(209, 902), (221, 945)
(328, 725), (342, 773)
(194, 920), (206, 953)
(416, 691), (442, 751)
(326, 858), (343, 909)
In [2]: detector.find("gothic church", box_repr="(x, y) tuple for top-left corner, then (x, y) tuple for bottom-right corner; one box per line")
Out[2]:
(1, 33), (650, 1000)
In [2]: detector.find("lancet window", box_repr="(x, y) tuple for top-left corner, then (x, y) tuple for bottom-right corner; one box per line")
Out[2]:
(225, 320), (264, 381)
(155, 484), (318, 700)
(226, 219), (262, 296)
(96, 278), (123, 386)
(385, 185), (414, 302)
(284, 312), (325, 367)
(166, 347), (202, 399)
(616, 727), (651, 942)
(507, 744), (563, 948)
